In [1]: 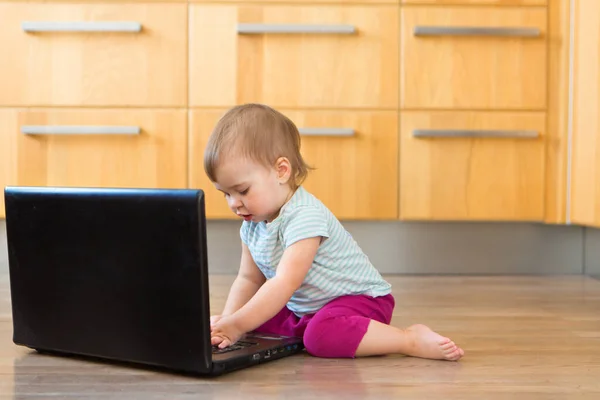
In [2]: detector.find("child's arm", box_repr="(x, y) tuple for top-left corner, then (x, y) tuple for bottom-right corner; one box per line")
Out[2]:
(218, 241), (266, 318)
(211, 236), (320, 347)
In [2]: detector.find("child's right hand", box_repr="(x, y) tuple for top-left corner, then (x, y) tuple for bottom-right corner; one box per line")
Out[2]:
(210, 315), (223, 330)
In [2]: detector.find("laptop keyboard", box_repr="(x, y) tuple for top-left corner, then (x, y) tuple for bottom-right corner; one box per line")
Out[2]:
(212, 340), (258, 354)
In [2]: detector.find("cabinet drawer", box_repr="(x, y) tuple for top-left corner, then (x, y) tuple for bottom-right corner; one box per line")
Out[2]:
(190, 109), (398, 220)
(400, 7), (547, 110)
(0, 109), (187, 219)
(189, 4), (399, 109)
(399, 111), (545, 221)
(0, 3), (187, 107)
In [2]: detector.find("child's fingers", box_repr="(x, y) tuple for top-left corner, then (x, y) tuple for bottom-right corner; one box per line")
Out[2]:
(211, 334), (232, 349)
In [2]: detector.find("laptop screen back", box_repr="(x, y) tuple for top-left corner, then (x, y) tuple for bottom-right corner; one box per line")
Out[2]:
(4, 186), (212, 374)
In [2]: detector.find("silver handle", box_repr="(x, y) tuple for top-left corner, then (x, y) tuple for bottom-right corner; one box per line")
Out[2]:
(298, 128), (355, 136)
(413, 129), (538, 138)
(21, 21), (142, 33)
(237, 23), (356, 35)
(413, 26), (540, 37)
(21, 126), (141, 135)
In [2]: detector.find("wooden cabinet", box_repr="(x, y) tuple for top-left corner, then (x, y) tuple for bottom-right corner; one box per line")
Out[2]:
(0, 109), (187, 218)
(399, 111), (545, 220)
(400, 6), (547, 110)
(0, 3), (187, 107)
(570, 0), (600, 227)
(189, 3), (399, 109)
(0, 0), (577, 224)
(398, 3), (549, 222)
(190, 109), (398, 220)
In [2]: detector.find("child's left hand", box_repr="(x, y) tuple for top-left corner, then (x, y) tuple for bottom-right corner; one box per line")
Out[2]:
(210, 315), (244, 349)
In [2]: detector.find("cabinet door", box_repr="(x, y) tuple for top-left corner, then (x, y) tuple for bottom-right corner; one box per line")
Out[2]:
(189, 4), (399, 109)
(0, 3), (187, 106)
(400, 111), (545, 221)
(0, 109), (187, 218)
(190, 109), (398, 220)
(400, 6), (546, 110)
(570, 0), (600, 227)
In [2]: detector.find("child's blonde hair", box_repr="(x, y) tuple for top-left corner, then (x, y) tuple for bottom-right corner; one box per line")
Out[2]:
(204, 103), (311, 188)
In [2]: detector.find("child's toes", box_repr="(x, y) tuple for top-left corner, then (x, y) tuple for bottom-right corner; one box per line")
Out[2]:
(440, 341), (456, 351)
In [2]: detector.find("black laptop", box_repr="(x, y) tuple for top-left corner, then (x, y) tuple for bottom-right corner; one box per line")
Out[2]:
(3, 186), (303, 376)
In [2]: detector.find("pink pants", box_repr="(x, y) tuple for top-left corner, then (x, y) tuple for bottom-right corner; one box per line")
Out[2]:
(254, 293), (395, 358)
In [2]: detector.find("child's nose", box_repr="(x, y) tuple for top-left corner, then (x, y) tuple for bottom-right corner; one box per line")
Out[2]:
(228, 196), (242, 209)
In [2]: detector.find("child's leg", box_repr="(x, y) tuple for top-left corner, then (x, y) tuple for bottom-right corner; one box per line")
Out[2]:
(252, 305), (304, 337)
(303, 294), (464, 361)
(355, 321), (464, 360)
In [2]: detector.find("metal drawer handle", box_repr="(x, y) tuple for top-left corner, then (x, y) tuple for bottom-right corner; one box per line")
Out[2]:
(413, 26), (541, 37)
(237, 23), (356, 35)
(21, 126), (141, 135)
(21, 21), (142, 33)
(413, 129), (538, 138)
(298, 128), (355, 136)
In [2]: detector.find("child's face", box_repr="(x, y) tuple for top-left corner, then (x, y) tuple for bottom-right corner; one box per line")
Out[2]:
(213, 156), (292, 223)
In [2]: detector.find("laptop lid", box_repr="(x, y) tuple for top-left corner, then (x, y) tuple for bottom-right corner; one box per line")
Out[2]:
(4, 186), (213, 375)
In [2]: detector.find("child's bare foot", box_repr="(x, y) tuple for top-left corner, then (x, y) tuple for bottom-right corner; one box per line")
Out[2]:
(404, 324), (464, 361)
(354, 319), (465, 359)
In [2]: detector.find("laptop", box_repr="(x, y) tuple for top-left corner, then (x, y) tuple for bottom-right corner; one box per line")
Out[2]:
(3, 186), (304, 376)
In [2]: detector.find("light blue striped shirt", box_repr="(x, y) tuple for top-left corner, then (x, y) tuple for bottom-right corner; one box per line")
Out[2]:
(240, 186), (392, 317)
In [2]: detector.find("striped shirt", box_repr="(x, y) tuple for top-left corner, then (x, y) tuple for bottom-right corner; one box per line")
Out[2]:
(240, 186), (392, 317)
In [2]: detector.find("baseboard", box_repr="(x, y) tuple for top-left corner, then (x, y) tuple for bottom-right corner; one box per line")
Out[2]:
(0, 219), (6, 273)
(205, 220), (584, 275)
(0, 219), (586, 275)
(584, 227), (600, 276)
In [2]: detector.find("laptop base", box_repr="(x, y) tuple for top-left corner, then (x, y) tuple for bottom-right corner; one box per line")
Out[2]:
(211, 335), (305, 376)
(28, 339), (305, 377)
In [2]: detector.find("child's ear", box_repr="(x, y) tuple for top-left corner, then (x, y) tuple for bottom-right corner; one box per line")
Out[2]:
(275, 157), (292, 184)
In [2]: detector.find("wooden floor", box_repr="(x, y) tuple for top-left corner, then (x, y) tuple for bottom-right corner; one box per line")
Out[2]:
(1, 273), (600, 399)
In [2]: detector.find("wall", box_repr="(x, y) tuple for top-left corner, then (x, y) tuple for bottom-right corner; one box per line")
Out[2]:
(0, 219), (587, 275)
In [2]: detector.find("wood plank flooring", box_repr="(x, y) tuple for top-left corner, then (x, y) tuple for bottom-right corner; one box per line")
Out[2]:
(1, 273), (600, 399)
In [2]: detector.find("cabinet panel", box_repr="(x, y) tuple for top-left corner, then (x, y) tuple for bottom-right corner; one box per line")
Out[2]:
(0, 109), (187, 218)
(190, 109), (398, 220)
(400, 6), (547, 110)
(0, 3), (187, 106)
(400, 111), (545, 221)
(189, 4), (399, 109)
(402, 0), (545, 5)
(0, 111), (17, 219)
(17, 0), (187, 2)
(570, 0), (600, 227)
(191, 0), (397, 3)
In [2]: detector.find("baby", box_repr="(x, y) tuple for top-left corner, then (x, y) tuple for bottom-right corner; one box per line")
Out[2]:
(204, 103), (464, 361)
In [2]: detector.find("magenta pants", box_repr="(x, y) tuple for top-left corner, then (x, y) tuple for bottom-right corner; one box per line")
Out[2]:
(254, 293), (395, 358)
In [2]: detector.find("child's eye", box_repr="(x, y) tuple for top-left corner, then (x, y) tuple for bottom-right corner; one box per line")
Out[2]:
(240, 188), (250, 195)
